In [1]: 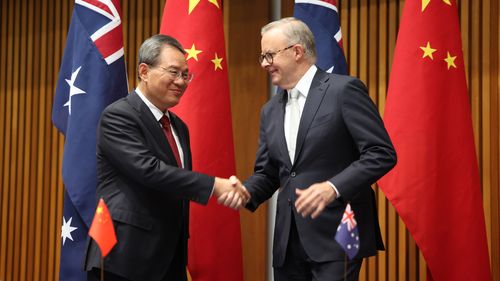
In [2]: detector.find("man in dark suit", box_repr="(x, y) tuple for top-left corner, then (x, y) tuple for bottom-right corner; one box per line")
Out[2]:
(84, 34), (248, 281)
(244, 18), (397, 280)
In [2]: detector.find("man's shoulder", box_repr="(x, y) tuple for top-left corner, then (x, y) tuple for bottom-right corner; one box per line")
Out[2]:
(104, 91), (137, 112)
(318, 71), (361, 86)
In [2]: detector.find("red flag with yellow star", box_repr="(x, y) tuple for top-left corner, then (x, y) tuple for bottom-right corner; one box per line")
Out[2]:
(160, 1), (244, 281)
(88, 198), (117, 258)
(379, 0), (491, 280)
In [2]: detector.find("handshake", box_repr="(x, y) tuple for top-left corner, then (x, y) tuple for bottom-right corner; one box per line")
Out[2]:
(213, 176), (250, 210)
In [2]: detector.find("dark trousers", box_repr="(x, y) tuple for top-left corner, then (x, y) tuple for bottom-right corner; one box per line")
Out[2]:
(274, 217), (363, 281)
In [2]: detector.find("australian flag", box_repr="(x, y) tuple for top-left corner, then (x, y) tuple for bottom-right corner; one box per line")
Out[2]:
(335, 203), (360, 260)
(52, 0), (127, 280)
(294, 0), (348, 74)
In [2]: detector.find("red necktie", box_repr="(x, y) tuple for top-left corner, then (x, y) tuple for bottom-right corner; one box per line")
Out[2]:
(159, 115), (182, 167)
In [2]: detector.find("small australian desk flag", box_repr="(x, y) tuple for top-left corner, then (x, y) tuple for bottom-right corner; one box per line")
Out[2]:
(335, 203), (360, 260)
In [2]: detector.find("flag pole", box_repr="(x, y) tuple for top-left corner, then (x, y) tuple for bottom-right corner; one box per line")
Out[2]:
(344, 253), (347, 281)
(100, 257), (104, 281)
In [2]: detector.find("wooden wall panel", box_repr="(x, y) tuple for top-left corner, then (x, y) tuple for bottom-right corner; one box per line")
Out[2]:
(1, 0), (498, 281)
(225, 1), (270, 281)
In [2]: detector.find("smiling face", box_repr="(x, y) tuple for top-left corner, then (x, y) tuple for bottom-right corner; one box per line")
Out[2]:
(138, 46), (189, 112)
(260, 28), (308, 90)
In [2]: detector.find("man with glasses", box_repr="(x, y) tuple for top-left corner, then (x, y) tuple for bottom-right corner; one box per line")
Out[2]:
(243, 18), (396, 280)
(84, 34), (249, 281)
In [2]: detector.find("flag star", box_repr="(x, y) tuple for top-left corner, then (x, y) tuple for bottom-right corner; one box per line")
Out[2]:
(185, 44), (202, 61)
(422, 0), (430, 11)
(208, 0), (220, 8)
(188, 0), (201, 14)
(420, 41), (437, 60)
(347, 244), (352, 249)
(189, 0), (220, 14)
(61, 216), (78, 245)
(211, 53), (224, 70)
(422, 0), (452, 12)
(444, 51), (457, 69)
(64, 66), (86, 114)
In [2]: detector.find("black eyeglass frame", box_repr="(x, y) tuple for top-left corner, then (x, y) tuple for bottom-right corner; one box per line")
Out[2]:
(152, 65), (194, 83)
(258, 44), (296, 65)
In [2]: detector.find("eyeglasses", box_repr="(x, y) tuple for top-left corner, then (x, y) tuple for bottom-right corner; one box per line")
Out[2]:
(258, 44), (295, 65)
(156, 66), (194, 83)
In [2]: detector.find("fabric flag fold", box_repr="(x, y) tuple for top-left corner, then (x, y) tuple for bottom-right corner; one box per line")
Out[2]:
(334, 203), (360, 260)
(89, 198), (117, 257)
(160, 1), (244, 281)
(294, 0), (347, 74)
(52, 0), (127, 279)
(378, 0), (491, 280)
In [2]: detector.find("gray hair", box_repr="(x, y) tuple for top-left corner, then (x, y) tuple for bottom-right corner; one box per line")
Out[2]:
(137, 34), (185, 80)
(261, 17), (317, 64)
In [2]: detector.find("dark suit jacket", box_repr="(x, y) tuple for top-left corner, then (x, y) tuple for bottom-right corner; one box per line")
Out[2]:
(245, 70), (397, 267)
(84, 91), (214, 281)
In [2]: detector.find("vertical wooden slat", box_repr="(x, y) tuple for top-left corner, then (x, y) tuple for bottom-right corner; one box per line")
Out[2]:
(419, 251), (426, 281)
(18, 0), (30, 280)
(0, 0), (9, 279)
(25, 0), (36, 279)
(32, 0), (44, 279)
(48, 1), (60, 279)
(348, 0), (359, 76)
(8, 1), (21, 280)
(481, 0), (492, 265)
(489, 0), (500, 280)
(359, 0), (368, 86)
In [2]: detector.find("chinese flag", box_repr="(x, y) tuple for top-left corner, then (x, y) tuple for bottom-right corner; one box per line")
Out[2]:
(378, 0), (491, 280)
(88, 198), (117, 258)
(160, 1), (244, 281)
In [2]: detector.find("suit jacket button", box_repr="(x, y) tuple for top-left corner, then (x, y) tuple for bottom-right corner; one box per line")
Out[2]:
(291, 172), (296, 177)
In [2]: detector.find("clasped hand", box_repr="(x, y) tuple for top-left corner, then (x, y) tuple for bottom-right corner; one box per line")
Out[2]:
(213, 176), (250, 210)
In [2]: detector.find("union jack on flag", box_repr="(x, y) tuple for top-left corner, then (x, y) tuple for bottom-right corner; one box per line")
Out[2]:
(334, 203), (360, 260)
(52, 0), (127, 280)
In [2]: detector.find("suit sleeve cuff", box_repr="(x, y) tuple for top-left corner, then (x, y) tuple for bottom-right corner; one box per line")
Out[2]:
(327, 181), (340, 198)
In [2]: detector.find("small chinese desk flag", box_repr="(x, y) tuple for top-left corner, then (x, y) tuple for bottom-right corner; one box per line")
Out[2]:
(334, 203), (359, 260)
(89, 198), (117, 257)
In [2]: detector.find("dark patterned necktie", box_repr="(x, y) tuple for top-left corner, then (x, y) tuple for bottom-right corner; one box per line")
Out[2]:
(159, 115), (182, 167)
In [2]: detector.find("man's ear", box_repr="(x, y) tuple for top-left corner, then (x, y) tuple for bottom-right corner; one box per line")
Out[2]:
(138, 63), (149, 81)
(293, 44), (306, 61)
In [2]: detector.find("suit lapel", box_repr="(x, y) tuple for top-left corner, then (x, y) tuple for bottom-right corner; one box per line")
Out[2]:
(127, 91), (178, 165)
(294, 71), (330, 164)
(275, 89), (293, 168)
(169, 112), (191, 170)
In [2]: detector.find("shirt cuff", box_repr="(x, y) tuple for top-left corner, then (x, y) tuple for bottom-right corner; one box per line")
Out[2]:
(327, 181), (340, 199)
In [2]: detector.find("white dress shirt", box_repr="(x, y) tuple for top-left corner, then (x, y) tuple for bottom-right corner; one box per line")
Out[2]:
(135, 88), (185, 168)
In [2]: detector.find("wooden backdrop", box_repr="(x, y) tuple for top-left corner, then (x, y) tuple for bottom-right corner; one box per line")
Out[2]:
(0, 0), (498, 280)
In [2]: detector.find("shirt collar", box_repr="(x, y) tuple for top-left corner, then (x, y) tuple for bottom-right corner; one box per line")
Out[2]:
(288, 64), (317, 99)
(135, 88), (170, 122)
